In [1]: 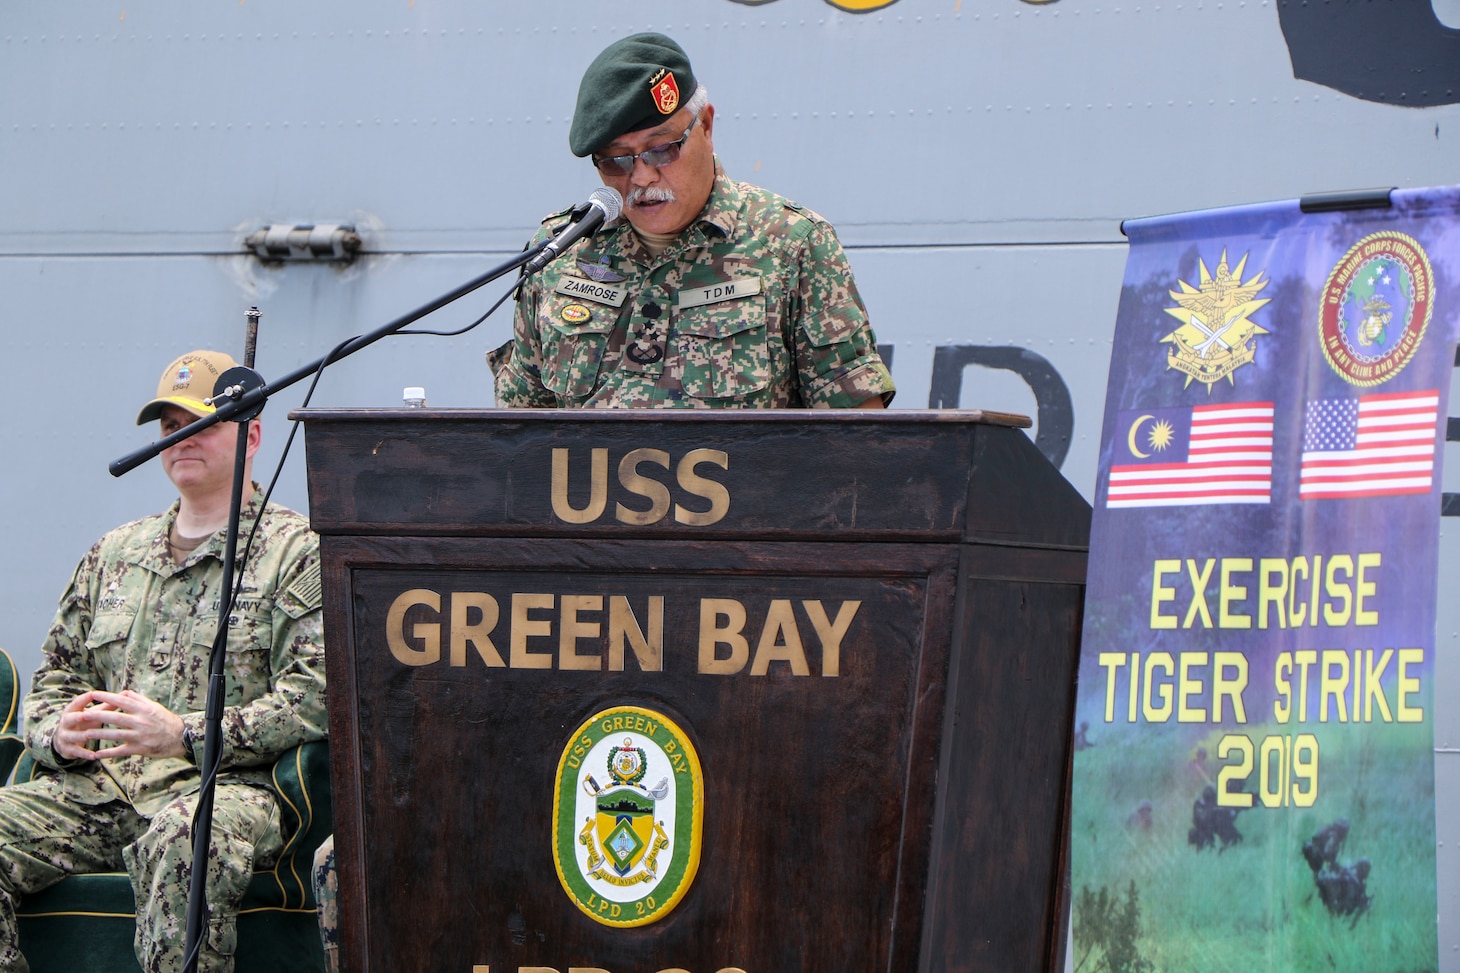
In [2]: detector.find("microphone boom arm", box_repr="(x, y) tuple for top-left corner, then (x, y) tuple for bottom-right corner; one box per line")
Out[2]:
(109, 239), (552, 477)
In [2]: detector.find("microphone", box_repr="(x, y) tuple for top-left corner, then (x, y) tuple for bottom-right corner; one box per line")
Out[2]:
(523, 188), (623, 274)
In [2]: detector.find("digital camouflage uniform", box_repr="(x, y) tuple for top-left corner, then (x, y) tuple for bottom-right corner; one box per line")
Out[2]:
(313, 834), (338, 973)
(496, 160), (895, 409)
(0, 490), (327, 973)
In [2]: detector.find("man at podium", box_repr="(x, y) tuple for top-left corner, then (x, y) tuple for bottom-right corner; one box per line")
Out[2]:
(492, 31), (896, 411)
(314, 33), (901, 970)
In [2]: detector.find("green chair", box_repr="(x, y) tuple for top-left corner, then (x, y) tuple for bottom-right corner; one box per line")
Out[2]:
(0, 649), (331, 973)
(0, 652), (26, 803)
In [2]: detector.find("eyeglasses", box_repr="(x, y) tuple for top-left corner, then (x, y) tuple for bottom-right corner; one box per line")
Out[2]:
(591, 113), (700, 176)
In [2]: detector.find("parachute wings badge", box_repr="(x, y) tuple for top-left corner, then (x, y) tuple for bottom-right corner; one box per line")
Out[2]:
(1161, 250), (1271, 390)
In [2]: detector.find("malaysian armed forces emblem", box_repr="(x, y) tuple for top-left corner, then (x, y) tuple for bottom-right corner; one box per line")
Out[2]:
(1161, 250), (1271, 390)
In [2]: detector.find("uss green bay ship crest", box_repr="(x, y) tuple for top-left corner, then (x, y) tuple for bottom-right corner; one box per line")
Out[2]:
(552, 705), (704, 927)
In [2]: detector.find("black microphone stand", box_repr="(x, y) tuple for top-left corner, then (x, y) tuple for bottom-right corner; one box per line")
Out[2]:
(179, 355), (260, 973)
(109, 241), (552, 972)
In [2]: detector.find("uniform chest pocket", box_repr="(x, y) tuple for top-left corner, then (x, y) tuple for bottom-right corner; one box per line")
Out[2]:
(673, 295), (772, 399)
(190, 611), (274, 706)
(539, 300), (618, 399)
(85, 612), (138, 687)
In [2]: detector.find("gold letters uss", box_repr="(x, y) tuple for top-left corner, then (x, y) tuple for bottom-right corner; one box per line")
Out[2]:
(552, 447), (730, 527)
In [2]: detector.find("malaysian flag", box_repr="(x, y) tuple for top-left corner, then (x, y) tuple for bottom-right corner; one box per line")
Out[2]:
(1299, 390), (1439, 499)
(1106, 401), (1274, 507)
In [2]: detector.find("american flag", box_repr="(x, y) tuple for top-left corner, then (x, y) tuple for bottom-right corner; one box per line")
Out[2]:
(1299, 390), (1439, 499)
(1106, 402), (1274, 507)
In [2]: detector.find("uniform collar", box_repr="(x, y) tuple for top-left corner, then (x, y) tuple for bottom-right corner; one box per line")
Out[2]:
(592, 158), (740, 265)
(694, 159), (742, 240)
(133, 488), (267, 574)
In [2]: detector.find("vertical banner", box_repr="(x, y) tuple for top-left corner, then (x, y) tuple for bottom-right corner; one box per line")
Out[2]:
(1071, 186), (1460, 971)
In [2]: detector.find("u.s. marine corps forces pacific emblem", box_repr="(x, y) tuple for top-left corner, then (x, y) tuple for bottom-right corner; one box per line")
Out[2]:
(552, 705), (704, 927)
(1318, 230), (1434, 387)
(1160, 250), (1271, 390)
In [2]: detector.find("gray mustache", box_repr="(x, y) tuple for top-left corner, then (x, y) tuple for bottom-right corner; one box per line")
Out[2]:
(627, 186), (677, 206)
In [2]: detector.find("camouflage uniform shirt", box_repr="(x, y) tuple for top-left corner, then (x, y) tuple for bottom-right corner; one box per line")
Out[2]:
(25, 490), (327, 818)
(496, 161), (896, 409)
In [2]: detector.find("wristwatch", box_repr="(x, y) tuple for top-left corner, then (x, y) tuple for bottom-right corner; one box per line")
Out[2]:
(181, 725), (199, 764)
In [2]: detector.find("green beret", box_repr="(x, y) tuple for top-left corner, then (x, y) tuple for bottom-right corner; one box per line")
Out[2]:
(569, 33), (698, 158)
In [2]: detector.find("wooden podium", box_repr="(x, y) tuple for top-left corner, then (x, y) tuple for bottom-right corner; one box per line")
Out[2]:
(298, 409), (1090, 973)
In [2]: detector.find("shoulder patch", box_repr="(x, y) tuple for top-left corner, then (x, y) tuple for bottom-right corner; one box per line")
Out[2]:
(285, 559), (323, 613)
(782, 199), (829, 226)
(540, 205), (575, 228)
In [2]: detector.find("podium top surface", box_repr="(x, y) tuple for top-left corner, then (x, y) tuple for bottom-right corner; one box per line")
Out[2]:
(292, 407), (1034, 427)
(294, 408), (1089, 548)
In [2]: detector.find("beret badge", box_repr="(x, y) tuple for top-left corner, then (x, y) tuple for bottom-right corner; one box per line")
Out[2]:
(649, 69), (681, 115)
